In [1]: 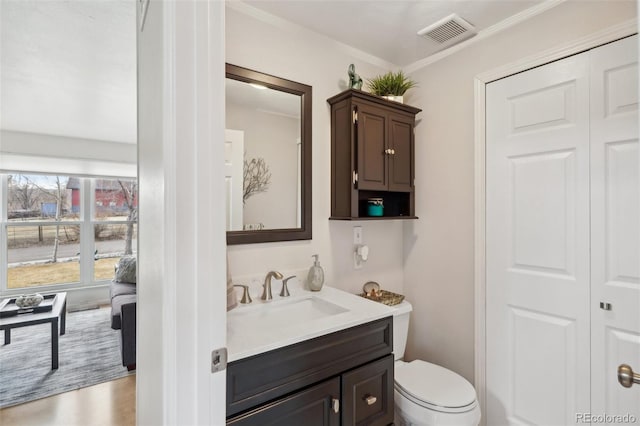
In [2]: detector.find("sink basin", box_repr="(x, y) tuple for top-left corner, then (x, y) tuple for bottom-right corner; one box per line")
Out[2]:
(226, 284), (394, 362)
(230, 296), (348, 330)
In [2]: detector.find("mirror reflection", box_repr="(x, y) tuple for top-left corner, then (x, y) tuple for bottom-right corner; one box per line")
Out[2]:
(225, 77), (301, 232)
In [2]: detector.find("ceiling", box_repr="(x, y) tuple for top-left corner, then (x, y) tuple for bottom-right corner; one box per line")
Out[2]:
(0, 0), (137, 144)
(0, 0), (547, 146)
(242, 0), (544, 67)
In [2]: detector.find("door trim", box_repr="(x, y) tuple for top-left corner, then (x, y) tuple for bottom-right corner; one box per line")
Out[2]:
(473, 18), (637, 426)
(137, 0), (227, 424)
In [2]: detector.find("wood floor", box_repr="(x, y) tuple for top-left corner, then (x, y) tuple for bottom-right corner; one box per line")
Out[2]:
(0, 375), (136, 426)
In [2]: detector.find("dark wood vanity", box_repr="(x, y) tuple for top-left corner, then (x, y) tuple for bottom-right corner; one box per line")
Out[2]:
(226, 316), (394, 425)
(327, 90), (421, 220)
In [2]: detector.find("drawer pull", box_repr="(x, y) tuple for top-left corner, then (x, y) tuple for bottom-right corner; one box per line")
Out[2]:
(364, 395), (377, 405)
(332, 398), (340, 413)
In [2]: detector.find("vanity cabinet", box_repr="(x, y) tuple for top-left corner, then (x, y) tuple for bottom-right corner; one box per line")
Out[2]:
(328, 89), (421, 220)
(226, 316), (394, 425)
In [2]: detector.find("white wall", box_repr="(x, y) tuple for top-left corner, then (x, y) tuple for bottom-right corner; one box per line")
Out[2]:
(403, 0), (637, 384)
(226, 4), (406, 296)
(226, 103), (299, 229)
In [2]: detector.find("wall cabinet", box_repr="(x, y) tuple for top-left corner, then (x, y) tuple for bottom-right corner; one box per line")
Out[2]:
(226, 316), (394, 426)
(328, 89), (421, 220)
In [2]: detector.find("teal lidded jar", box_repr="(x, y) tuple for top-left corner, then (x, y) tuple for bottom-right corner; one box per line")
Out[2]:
(367, 198), (384, 217)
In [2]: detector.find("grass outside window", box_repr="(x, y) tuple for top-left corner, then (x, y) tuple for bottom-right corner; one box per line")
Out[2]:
(7, 258), (121, 289)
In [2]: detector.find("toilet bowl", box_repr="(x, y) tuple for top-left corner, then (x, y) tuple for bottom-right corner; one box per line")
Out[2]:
(390, 301), (481, 426)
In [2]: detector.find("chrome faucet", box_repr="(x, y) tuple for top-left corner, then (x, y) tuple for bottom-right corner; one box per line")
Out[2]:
(261, 271), (283, 301)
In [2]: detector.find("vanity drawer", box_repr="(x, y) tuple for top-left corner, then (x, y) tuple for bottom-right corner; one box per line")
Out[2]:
(341, 354), (394, 426)
(227, 316), (392, 417)
(227, 377), (340, 426)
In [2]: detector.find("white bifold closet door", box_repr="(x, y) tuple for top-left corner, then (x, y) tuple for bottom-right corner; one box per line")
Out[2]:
(589, 35), (640, 422)
(487, 50), (592, 426)
(486, 35), (638, 426)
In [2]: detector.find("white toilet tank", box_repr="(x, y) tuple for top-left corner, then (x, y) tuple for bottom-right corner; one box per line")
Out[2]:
(391, 300), (413, 360)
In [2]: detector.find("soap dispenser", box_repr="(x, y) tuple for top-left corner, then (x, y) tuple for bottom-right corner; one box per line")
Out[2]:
(307, 254), (325, 291)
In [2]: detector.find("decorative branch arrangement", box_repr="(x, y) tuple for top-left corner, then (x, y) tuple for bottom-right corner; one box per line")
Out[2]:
(243, 157), (272, 203)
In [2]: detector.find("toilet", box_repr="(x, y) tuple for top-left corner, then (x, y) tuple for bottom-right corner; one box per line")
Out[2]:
(390, 301), (481, 426)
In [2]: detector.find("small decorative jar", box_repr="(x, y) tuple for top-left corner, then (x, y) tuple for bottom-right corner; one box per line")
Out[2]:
(367, 198), (384, 217)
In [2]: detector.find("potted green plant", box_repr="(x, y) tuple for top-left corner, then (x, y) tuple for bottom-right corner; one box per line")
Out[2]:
(366, 70), (417, 103)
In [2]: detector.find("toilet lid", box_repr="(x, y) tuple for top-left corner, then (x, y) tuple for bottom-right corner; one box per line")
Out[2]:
(395, 360), (477, 409)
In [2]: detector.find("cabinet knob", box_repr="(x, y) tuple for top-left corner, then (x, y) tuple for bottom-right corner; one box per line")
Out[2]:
(384, 149), (390, 155)
(332, 398), (340, 413)
(363, 394), (377, 405)
(390, 149), (395, 155)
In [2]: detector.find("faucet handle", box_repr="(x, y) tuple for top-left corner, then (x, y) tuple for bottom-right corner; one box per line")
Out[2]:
(233, 284), (252, 304)
(280, 276), (295, 297)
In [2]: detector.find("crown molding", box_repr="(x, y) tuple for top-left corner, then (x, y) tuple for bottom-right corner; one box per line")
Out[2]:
(477, 18), (638, 83)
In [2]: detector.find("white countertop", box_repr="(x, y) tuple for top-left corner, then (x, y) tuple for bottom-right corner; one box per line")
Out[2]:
(227, 283), (395, 362)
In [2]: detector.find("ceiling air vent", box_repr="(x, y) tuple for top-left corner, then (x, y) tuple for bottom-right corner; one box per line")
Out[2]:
(417, 13), (476, 45)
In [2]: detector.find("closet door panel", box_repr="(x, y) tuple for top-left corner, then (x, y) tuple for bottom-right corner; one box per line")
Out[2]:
(590, 34), (640, 420)
(487, 35), (639, 426)
(486, 52), (591, 426)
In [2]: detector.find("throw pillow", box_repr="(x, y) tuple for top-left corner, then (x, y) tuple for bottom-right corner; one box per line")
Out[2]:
(115, 256), (137, 284)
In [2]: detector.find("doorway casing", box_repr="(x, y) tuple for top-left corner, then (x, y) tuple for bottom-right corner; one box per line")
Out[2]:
(136, 1), (227, 424)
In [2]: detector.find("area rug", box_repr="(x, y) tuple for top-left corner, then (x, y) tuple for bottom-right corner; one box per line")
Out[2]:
(0, 307), (133, 408)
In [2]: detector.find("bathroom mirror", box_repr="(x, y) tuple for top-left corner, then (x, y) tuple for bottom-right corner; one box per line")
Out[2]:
(225, 64), (312, 244)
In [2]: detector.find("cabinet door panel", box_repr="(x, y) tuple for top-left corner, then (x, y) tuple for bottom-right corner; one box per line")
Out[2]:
(227, 378), (340, 426)
(342, 354), (394, 426)
(357, 105), (388, 191)
(388, 115), (414, 192)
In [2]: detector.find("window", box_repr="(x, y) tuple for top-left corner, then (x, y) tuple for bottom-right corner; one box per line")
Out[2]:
(1, 174), (137, 291)
(92, 178), (138, 281)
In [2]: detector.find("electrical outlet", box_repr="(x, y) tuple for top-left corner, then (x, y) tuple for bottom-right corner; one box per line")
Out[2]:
(353, 226), (363, 244)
